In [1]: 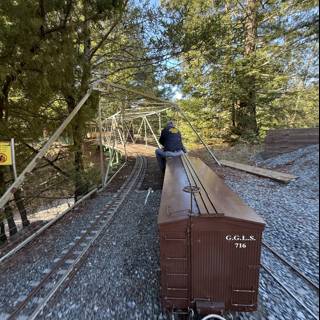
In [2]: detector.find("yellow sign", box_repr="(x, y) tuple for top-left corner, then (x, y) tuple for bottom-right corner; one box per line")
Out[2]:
(0, 141), (12, 166)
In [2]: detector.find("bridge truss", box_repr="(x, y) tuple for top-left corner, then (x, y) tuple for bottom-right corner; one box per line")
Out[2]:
(0, 80), (220, 213)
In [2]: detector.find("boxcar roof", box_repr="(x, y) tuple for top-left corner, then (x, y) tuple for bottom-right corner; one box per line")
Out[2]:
(158, 156), (265, 225)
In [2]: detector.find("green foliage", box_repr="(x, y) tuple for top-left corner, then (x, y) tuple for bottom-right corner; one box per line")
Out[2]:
(162, 0), (319, 143)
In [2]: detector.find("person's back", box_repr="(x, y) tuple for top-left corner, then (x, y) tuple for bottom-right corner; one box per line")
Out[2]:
(155, 121), (186, 173)
(159, 123), (185, 152)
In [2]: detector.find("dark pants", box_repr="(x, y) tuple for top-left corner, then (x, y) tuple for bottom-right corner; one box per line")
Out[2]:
(155, 149), (184, 173)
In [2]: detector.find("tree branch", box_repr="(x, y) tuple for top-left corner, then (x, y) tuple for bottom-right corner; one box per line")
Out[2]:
(89, 0), (130, 60)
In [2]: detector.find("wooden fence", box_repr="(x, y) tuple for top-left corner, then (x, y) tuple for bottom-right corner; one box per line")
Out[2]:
(262, 128), (319, 158)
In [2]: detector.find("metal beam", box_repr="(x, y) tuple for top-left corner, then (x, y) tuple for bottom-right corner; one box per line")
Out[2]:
(107, 108), (171, 122)
(144, 117), (161, 148)
(124, 122), (134, 143)
(144, 118), (148, 146)
(98, 82), (221, 166)
(98, 102), (105, 186)
(137, 118), (144, 136)
(158, 114), (162, 135)
(113, 117), (124, 146)
(176, 107), (221, 166)
(0, 88), (93, 209)
(121, 101), (128, 161)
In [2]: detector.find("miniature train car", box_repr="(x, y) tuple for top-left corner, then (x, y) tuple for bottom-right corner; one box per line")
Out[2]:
(158, 156), (265, 318)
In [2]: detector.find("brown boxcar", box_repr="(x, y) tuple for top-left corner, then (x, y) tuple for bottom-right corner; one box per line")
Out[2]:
(158, 156), (265, 316)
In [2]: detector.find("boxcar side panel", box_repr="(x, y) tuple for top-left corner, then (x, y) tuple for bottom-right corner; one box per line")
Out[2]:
(190, 217), (263, 312)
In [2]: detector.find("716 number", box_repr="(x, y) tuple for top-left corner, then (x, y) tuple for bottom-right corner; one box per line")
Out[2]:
(235, 243), (247, 249)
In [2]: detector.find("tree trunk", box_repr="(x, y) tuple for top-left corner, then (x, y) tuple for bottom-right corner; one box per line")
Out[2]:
(8, 166), (30, 227)
(244, 0), (258, 56)
(0, 169), (17, 237)
(66, 96), (88, 201)
(5, 204), (17, 236)
(0, 75), (14, 122)
(68, 0), (92, 201)
(14, 189), (30, 227)
(235, 0), (259, 138)
(0, 220), (7, 244)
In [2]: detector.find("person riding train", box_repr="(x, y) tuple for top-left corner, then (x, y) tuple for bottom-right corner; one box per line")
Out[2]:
(155, 120), (187, 173)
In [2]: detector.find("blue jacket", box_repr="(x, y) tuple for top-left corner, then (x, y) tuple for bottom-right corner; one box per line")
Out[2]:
(159, 125), (186, 152)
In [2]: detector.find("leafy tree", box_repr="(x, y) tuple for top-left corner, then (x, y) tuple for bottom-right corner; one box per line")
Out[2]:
(0, 0), (168, 242)
(161, 0), (319, 142)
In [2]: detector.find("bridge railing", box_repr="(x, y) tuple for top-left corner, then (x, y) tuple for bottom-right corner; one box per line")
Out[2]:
(0, 88), (125, 246)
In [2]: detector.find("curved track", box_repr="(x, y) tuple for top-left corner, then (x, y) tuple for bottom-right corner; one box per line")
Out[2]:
(7, 156), (146, 320)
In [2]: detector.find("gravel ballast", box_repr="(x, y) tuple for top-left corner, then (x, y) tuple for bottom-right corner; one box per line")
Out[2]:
(225, 145), (319, 320)
(0, 190), (115, 316)
(0, 146), (318, 320)
(42, 191), (165, 320)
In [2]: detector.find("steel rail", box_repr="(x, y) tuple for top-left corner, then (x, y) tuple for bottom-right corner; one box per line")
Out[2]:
(0, 161), (127, 264)
(7, 156), (145, 320)
(30, 157), (145, 319)
(262, 241), (319, 291)
(0, 187), (96, 264)
(262, 265), (319, 320)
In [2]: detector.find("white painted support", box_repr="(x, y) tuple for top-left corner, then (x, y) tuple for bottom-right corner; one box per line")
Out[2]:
(113, 117), (124, 146)
(97, 82), (221, 167)
(103, 126), (116, 185)
(121, 102), (128, 161)
(144, 118), (148, 146)
(124, 122), (135, 143)
(137, 118), (144, 136)
(104, 148), (116, 186)
(0, 88), (93, 209)
(10, 138), (17, 180)
(144, 117), (161, 148)
(158, 113), (162, 135)
(115, 151), (119, 164)
(116, 108), (171, 121)
(100, 162), (126, 192)
(98, 103), (105, 186)
(106, 110), (121, 120)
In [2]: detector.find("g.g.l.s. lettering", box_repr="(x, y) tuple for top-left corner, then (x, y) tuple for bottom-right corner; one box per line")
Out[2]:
(225, 235), (256, 241)
(226, 234), (256, 248)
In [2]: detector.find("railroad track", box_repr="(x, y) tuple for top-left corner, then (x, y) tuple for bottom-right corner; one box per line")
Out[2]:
(261, 242), (319, 320)
(6, 155), (146, 320)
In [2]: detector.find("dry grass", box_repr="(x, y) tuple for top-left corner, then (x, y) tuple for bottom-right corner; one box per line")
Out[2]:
(188, 143), (263, 165)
